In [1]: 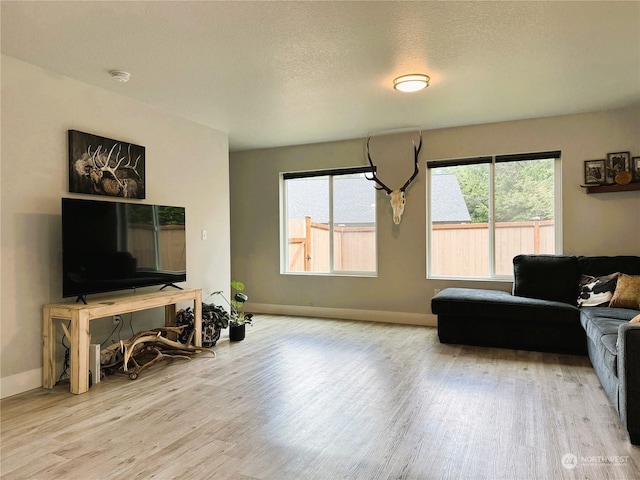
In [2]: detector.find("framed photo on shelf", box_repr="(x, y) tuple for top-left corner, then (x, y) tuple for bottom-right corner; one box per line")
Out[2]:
(583, 159), (605, 185)
(605, 151), (630, 184)
(633, 157), (640, 182)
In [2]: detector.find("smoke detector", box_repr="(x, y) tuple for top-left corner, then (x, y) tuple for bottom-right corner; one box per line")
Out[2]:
(110, 70), (131, 83)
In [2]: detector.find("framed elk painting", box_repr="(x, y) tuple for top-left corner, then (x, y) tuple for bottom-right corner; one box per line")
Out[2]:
(68, 130), (146, 199)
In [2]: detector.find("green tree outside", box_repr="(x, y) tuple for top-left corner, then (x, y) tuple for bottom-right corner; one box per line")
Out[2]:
(434, 159), (554, 223)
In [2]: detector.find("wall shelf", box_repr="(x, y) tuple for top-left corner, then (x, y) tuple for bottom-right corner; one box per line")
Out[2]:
(582, 183), (640, 194)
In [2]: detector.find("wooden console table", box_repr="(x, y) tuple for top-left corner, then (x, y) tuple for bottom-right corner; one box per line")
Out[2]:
(43, 288), (202, 394)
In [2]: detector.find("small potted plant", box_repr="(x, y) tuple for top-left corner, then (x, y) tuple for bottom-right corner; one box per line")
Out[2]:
(211, 280), (253, 341)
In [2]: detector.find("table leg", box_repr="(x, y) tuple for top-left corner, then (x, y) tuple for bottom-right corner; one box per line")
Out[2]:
(69, 311), (90, 394)
(42, 306), (56, 389)
(165, 304), (178, 341)
(165, 304), (177, 327)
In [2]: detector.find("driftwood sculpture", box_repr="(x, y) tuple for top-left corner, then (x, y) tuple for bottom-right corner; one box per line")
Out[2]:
(100, 326), (214, 380)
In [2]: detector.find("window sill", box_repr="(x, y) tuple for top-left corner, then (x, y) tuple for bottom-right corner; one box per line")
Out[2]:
(427, 275), (513, 283)
(281, 271), (377, 278)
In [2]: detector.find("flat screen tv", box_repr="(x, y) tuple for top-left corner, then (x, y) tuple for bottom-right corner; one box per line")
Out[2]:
(62, 197), (186, 301)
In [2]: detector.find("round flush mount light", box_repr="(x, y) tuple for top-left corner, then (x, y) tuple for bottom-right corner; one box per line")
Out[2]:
(393, 74), (430, 93)
(110, 70), (131, 83)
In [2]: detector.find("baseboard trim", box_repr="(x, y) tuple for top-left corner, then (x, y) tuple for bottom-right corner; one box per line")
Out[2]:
(247, 303), (437, 327)
(1, 367), (42, 399)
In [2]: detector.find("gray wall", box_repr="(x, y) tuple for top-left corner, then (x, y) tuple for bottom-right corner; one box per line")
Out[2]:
(230, 107), (640, 324)
(1, 56), (231, 397)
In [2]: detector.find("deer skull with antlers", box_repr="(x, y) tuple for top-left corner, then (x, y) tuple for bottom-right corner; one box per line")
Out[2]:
(366, 131), (422, 224)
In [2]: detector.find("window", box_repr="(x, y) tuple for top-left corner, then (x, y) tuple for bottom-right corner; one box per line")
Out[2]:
(281, 167), (376, 275)
(427, 151), (561, 279)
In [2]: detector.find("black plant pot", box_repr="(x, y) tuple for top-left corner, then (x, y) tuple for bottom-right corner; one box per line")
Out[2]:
(229, 324), (246, 342)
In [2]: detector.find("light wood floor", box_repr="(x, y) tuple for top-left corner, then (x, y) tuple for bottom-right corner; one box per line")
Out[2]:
(2, 315), (639, 480)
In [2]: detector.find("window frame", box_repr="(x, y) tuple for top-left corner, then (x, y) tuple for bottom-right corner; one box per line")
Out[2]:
(426, 151), (562, 281)
(280, 166), (378, 277)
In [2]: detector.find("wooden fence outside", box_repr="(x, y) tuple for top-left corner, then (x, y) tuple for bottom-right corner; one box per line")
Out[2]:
(288, 217), (554, 275)
(288, 217), (376, 272)
(431, 220), (555, 277)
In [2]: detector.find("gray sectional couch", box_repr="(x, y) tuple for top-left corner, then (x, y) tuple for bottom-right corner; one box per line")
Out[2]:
(431, 254), (640, 444)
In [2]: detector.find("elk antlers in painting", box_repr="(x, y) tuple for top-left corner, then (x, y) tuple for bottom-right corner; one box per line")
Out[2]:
(68, 130), (146, 199)
(366, 131), (422, 224)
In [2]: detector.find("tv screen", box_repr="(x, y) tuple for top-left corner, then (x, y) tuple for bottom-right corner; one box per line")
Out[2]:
(62, 197), (186, 300)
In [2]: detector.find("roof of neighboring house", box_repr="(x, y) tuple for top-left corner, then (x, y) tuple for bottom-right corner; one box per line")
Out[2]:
(286, 176), (376, 224)
(286, 173), (470, 224)
(430, 174), (472, 223)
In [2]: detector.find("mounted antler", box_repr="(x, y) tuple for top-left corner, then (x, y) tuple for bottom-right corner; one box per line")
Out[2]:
(366, 131), (422, 224)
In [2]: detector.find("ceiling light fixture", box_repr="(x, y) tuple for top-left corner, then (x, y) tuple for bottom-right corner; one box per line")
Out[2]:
(110, 70), (131, 83)
(393, 74), (429, 93)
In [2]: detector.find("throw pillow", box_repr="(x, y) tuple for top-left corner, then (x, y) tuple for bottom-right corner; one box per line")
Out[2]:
(577, 272), (620, 307)
(631, 314), (640, 323)
(610, 274), (640, 309)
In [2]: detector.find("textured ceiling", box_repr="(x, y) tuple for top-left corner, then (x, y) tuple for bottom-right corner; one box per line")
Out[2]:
(2, 1), (639, 151)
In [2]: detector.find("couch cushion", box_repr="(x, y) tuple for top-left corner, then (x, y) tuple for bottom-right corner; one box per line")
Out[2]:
(513, 254), (578, 304)
(433, 287), (585, 354)
(432, 287), (579, 323)
(580, 307), (636, 334)
(578, 255), (640, 277)
(580, 307), (638, 378)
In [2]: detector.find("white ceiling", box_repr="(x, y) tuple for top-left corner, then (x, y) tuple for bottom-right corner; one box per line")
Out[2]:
(2, 1), (639, 152)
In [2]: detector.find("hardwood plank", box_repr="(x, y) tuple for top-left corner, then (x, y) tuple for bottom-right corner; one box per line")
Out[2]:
(2, 315), (639, 479)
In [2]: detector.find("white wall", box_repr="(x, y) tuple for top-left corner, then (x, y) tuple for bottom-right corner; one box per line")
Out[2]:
(0, 56), (231, 398)
(229, 106), (640, 324)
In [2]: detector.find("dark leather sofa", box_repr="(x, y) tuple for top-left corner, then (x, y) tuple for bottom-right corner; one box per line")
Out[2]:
(431, 254), (640, 444)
